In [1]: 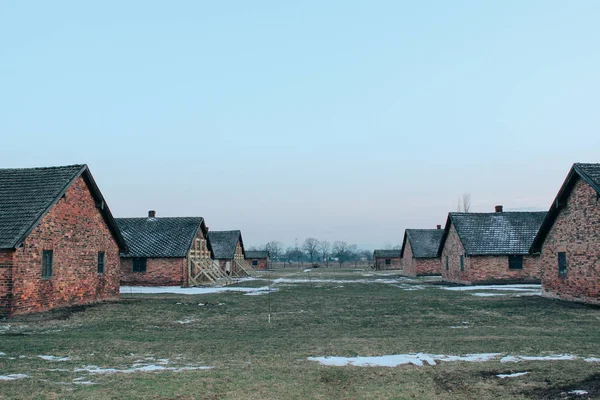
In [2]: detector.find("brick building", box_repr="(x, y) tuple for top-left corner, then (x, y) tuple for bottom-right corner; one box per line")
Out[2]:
(117, 212), (220, 286)
(373, 250), (402, 270)
(400, 227), (444, 277)
(245, 250), (270, 270)
(0, 165), (126, 317)
(438, 207), (546, 284)
(531, 163), (600, 305)
(208, 230), (251, 276)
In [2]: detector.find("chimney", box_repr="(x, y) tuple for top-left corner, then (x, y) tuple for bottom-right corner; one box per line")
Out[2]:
(436, 224), (441, 230)
(495, 205), (503, 213)
(148, 210), (156, 218)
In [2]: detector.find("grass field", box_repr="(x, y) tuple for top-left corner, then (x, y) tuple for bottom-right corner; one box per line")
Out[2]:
(1, 268), (599, 399)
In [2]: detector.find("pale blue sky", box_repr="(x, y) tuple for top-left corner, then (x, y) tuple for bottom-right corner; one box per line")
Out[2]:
(1, 1), (599, 249)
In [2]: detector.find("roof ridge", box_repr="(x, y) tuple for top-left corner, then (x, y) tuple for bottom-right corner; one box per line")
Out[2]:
(0, 164), (86, 172)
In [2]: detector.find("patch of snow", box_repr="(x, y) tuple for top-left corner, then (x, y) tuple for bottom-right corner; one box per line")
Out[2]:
(75, 364), (213, 375)
(307, 353), (501, 367)
(39, 355), (71, 362)
(0, 352), (5, 356)
(500, 354), (577, 363)
(121, 285), (273, 296)
(304, 269), (312, 272)
(244, 288), (278, 296)
(584, 357), (600, 363)
(176, 319), (193, 325)
(272, 278), (406, 285)
(73, 381), (96, 385)
(0, 374), (28, 381)
(439, 284), (541, 292)
(569, 390), (588, 396)
(497, 372), (529, 379)
(472, 293), (506, 297)
(449, 326), (469, 329)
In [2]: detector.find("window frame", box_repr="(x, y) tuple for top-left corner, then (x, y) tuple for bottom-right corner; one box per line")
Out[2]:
(508, 255), (524, 270)
(558, 252), (567, 277)
(42, 249), (53, 279)
(385, 258), (392, 265)
(460, 255), (464, 271)
(445, 255), (449, 270)
(97, 251), (105, 274)
(252, 260), (258, 266)
(132, 257), (147, 273)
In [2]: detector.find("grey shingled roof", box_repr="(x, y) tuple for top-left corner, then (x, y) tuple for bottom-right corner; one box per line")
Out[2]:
(0, 164), (125, 249)
(116, 217), (205, 258)
(245, 250), (269, 259)
(373, 249), (401, 258)
(574, 163), (600, 193)
(402, 229), (444, 258)
(441, 211), (546, 256)
(208, 230), (244, 259)
(531, 163), (600, 252)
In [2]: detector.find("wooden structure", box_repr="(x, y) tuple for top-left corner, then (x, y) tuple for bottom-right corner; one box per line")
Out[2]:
(208, 230), (252, 277)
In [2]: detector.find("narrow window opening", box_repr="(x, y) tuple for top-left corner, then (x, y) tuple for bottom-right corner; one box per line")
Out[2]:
(558, 252), (567, 277)
(42, 249), (53, 279)
(98, 251), (105, 274)
(460, 255), (464, 271)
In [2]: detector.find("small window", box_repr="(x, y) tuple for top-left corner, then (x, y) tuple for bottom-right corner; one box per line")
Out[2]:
(460, 255), (464, 271)
(132, 257), (147, 272)
(445, 256), (449, 270)
(252, 260), (258, 266)
(42, 250), (53, 279)
(98, 252), (105, 274)
(508, 255), (523, 270)
(558, 252), (567, 277)
(385, 259), (392, 265)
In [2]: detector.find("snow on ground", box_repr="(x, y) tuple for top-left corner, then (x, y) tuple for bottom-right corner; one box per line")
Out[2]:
(307, 353), (501, 367)
(569, 390), (589, 395)
(584, 357), (600, 363)
(271, 278), (408, 285)
(440, 284), (541, 292)
(0, 374), (28, 381)
(308, 353), (594, 367)
(121, 285), (273, 295)
(38, 355), (71, 362)
(75, 364), (213, 374)
(497, 372), (529, 379)
(176, 319), (194, 325)
(0, 352), (5, 356)
(500, 354), (577, 363)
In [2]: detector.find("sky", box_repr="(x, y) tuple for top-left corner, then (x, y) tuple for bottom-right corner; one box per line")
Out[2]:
(1, 1), (599, 250)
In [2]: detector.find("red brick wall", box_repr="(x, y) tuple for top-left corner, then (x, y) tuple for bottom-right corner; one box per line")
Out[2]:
(248, 258), (269, 270)
(8, 176), (120, 316)
(441, 223), (540, 284)
(402, 241), (440, 277)
(468, 254), (540, 284)
(402, 242), (414, 275)
(374, 257), (402, 270)
(441, 224), (470, 283)
(0, 250), (14, 317)
(120, 257), (186, 286)
(540, 178), (600, 305)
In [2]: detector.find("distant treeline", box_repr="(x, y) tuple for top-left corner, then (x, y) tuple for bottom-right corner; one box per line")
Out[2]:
(247, 238), (401, 267)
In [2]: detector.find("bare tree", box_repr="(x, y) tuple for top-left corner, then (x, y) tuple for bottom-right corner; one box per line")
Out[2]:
(318, 240), (331, 266)
(457, 193), (472, 212)
(332, 241), (350, 268)
(265, 241), (283, 260)
(302, 238), (320, 263)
